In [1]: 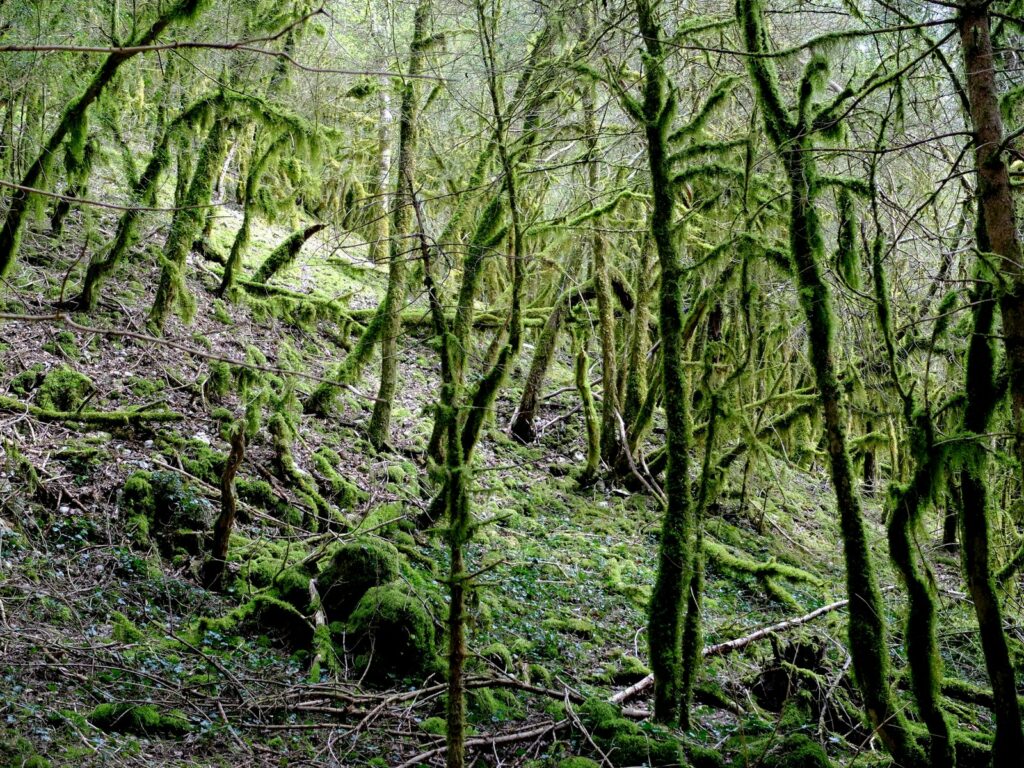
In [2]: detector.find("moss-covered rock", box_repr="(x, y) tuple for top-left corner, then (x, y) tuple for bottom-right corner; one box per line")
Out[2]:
(347, 583), (438, 682)
(8, 364), (44, 397)
(760, 733), (831, 768)
(36, 367), (92, 411)
(318, 539), (401, 621)
(274, 565), (313, 612)
(88, 703), (190, 737)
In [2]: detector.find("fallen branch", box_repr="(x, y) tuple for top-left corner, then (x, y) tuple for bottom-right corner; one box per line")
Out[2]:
(609, 598), (849, 704)
(0, 394), (182, 427)
(394, 719), (568, 768)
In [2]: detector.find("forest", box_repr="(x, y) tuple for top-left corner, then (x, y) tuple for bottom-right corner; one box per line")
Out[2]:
(2, 0), (1024, 766)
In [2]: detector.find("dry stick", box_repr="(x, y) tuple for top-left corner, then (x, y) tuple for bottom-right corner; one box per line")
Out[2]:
(614, 409), (666, 506)
(394, 719), (569, 768)
(0, 312), (379, 399)
(609, 598), (850, 705)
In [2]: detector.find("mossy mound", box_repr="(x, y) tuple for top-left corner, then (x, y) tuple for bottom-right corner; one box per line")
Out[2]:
(36, 367), (92, 411)
(318, 539), (401, 621)
(119, 470), (213, 554)
(347, 583), (438, 682)
(88, 702), (190, 737)
(577, 698), (684, 767)
(760, 733), (831, 768)
(557, 759), (601, 768)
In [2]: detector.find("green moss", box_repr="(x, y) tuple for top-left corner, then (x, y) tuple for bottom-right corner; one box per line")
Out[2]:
(542, 616), (596, 638)
(479, 641), (514, 672)
(8, 364), (44, 396)
(685, 743), (725, 768)
(0, 736), (50, 768)
(576, 698), (682, 766)
(128, 377), (164, 399)
(419, 716), (447, 735)
(313, 448), (367, 509)
(273, 565), (313, 612)
(36, 367), (92, 411)
(212, 300), (232, 324)
(111, 611), (144, 643)
(199, 594), (312, 649)
(557, 760), (600, 768)
(88, 703), (190, 736)
(205, 360), (232, 401)
(347, 583), (438, 682)
(318, 539), (401, 621)
(120, 470), (211, 554)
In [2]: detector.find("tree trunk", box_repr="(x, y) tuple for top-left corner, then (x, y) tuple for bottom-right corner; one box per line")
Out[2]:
(203, 426), (246, 590)
(956, 6), (1024, 763)
(367, 0), (431, 449)
(149, 116), (229, 333)
(737, 0), (918, 761)
(634, 0), (695, 726)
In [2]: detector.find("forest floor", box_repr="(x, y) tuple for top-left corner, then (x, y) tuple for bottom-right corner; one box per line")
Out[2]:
(0, 207), (1008, 767)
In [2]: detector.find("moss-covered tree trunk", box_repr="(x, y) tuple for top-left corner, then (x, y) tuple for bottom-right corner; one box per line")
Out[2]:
(633, 0), (695, 726)
(573, 324), (600, 482)
(366, 0), (431, 449)
(217, 132), (294, 295)
(582, 68), (622, 469)
(737, 0), (918, 761)
(0, 0), (206, 279)
(149, 115), (229, 334)
(873, 235), (954, 768)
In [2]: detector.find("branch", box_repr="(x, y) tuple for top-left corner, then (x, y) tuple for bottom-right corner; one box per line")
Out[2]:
(394, 719), (569, 768)
(609, 598), (849, 704)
